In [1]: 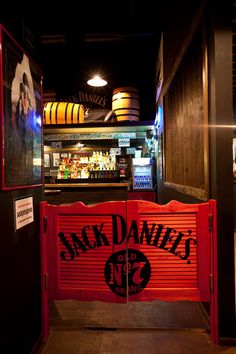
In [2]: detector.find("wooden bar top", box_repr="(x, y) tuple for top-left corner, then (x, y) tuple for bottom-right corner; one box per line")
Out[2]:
(44, 182), (130, 204)
(44, 182), (130, 189)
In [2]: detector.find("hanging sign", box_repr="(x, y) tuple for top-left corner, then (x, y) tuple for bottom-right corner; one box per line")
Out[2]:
(118, 138), (130, 147)
(44, 132), (136, 141)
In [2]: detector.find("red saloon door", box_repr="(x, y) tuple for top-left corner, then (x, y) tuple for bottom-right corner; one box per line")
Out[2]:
(125, 200), (212, 302)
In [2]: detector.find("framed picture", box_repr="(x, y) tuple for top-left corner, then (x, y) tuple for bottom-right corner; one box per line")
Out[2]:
(52, 153), (60, 167)
(0, 26), (43, 190)
(44, 153), (51, 168)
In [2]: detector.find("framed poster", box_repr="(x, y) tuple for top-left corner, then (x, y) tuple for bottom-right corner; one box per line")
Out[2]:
(44, 153), (50, 168)
(14, 195), (34, 230)
(0, 26), (43, 190)
(52, 153), (60, 167)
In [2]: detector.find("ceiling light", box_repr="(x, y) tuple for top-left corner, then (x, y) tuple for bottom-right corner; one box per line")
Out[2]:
(87, 75), (107, 87)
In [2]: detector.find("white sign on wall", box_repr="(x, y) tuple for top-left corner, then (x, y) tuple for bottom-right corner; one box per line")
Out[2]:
(118, 138), (130, 147)
(14, 196), (34, 230)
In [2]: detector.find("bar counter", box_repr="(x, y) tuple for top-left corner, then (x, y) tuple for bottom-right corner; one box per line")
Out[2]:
(44, 182), (130, 205)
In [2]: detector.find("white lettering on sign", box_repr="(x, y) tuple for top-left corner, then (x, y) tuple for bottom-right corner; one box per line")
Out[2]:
(118, 138), (130, 147)
(44, 132), (136, 141)
(15, 196), (34, 230)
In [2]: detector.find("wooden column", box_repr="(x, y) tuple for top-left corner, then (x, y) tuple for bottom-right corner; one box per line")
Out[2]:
(208, 0), (236, 342)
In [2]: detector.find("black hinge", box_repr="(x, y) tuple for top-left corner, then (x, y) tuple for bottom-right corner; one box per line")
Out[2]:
(45, 272), (49, 290)
(44, 216), (48, 232)
(208, 214), (213, 232)
(209, 273), (214, 293)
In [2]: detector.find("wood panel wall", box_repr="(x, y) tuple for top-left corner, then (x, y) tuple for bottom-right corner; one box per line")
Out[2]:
(164, 27), (208, 200)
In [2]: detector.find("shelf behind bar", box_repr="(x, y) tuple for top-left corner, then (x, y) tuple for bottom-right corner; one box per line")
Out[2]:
(43, 120), (154, 134)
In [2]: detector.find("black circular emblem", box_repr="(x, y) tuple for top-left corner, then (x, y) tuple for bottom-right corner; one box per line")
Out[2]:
(104, 248), (151, 297)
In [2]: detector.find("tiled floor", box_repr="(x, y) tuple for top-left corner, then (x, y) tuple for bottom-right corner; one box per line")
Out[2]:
(40, 329), (236, 354)
(38, 300), (236, 354)
(48, 300), (210, 330)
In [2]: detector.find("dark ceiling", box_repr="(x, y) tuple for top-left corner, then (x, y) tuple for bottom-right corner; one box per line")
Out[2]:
(35, 1), (163, 120)
(0, 1), (184, 120)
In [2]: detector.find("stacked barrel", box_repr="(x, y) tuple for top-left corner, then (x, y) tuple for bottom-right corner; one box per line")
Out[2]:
(44, 102), (84, 125)
(112, 87), (140, 122)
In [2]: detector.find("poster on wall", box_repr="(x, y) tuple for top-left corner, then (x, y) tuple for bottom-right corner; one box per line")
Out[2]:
(59, 87), (112, 123)
(14, 196), (34, 230)
(0, 26), (43, 190)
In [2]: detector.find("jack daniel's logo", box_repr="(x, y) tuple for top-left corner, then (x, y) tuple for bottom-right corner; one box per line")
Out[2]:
(104, 248), (151, 297)
(58, 214), (196, 264)
(61, 90), (110, 121)
(61, 90), (108, 107)
(58, 214), (196, 296)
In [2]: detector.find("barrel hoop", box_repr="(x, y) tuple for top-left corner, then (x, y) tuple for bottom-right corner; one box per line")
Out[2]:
(114, 92), (138, 96)
(71, 103), (75, 123)
(48, 102), (54, 124)
(114, 107), (140, 112)
(112, 96), (139, 102)
(55, 102), (60, 124)
(115, 113), (139, 117)
(78, 104), (81, 123)
(113, 88), (138, 94)
(64, 102), (70, 124)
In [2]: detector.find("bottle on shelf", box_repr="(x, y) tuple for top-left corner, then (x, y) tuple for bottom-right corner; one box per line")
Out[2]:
(53, 148), (119, 181)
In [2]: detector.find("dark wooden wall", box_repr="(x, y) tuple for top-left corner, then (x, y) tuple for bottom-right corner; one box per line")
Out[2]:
(0, 187), (43, 354)
(158, 0), (235, 342)
(164, 28), (205, 191)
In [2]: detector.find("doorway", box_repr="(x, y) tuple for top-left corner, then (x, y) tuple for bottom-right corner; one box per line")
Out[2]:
(40, 199), (218, 343)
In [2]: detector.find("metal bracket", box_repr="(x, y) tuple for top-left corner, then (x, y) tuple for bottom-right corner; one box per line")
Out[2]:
(208, 214), (213, 233)
(209, 273), (214, 293)
(44, 216), (48, 232)
(45, 272), (49, 290)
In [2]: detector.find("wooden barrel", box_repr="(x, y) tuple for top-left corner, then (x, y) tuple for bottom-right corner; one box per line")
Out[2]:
(112, 87), (140, 121)
(43, 102), (84, 125)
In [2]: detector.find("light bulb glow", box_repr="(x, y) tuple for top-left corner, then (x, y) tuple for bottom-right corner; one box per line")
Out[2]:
(87, 75), (107, 87)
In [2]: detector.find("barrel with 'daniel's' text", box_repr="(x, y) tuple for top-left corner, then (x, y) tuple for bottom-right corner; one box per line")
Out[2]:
(44, 102), (84, 125)
(112, 87), (140, 122)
